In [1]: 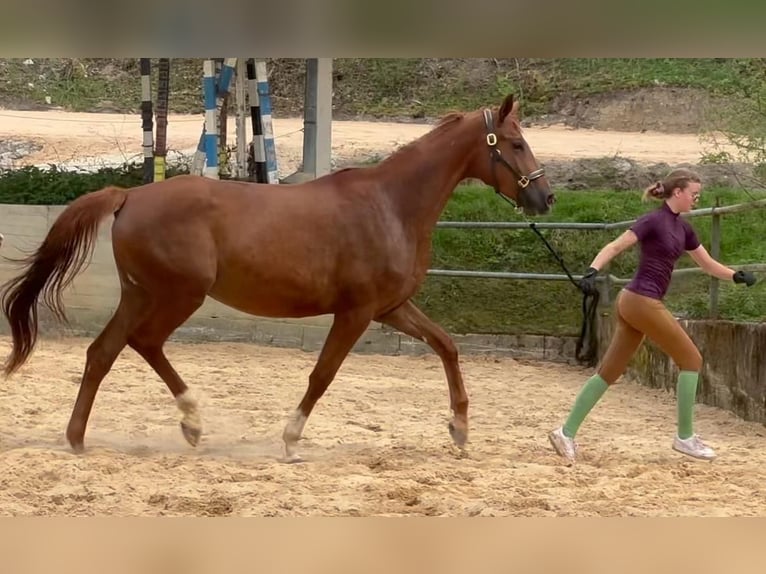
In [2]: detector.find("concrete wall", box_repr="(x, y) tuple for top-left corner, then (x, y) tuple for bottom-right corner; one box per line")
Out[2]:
(0, 204), (579, 363)
(597, 309), (766, 425)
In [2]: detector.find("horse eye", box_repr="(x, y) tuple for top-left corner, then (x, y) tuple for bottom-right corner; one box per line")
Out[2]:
(511, 140), (524, 151)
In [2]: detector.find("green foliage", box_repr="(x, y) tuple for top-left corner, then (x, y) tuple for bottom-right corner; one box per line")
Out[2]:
(0, 164), (189, 205)
(2, 58), (765, 121)
(694, 60), (766, 178)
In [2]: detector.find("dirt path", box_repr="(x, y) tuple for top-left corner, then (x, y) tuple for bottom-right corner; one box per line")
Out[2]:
(1, 336), (765, 517)
(0, 109), (726, 176)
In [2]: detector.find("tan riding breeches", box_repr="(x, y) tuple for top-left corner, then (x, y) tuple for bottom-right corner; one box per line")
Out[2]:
(597, 289), (703, 384)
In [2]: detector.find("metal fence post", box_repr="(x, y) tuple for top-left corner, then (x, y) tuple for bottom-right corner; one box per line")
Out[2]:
(600, 262), (612, 308)
(709, 197), (722, 318)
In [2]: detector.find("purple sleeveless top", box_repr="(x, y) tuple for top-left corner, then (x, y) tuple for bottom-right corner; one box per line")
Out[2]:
(624, 201), (701, 300)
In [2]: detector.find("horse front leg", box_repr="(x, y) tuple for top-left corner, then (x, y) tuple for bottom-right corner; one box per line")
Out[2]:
(282, 308), (373, 463)
(376, 299), (469, 449)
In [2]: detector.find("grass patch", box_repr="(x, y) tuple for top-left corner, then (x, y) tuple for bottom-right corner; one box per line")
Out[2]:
(0, 164), (189, 205)
(505, 58), (764, 118)
(1, 58), (764, 121)
(532, 59), (761, 95)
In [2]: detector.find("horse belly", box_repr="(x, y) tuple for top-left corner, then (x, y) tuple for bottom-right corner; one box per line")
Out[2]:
(208, 256), (343, 318)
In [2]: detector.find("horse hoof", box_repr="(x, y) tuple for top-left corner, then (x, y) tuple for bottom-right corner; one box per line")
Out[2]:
(180, 422), (201, 447)
(283, 442), (304, 464)
(66, 429), (85, 454)
(448, 421), (468, 448)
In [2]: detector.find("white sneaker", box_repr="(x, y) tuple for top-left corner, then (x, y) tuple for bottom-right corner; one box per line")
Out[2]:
(672, 434), (716, 461)
(548, 426), (577, 462)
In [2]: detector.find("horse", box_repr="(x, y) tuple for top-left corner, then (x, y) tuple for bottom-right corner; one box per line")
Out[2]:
(0, 93), (554, 462)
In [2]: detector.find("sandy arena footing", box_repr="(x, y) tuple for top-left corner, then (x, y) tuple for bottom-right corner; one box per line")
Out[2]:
(1, 336), (765, 516)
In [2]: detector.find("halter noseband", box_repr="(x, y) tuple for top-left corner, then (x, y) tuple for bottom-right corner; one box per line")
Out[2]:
(482, 108), (544, 197)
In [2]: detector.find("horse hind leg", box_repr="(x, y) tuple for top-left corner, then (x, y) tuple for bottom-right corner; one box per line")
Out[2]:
(127, 292), (207, 447)
(376, 299), (469, 449)
(282, 308), (373, 463)
(66, 285), (150, 453)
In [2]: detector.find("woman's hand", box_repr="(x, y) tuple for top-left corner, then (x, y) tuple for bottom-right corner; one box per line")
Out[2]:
(733, 270), (757, 286)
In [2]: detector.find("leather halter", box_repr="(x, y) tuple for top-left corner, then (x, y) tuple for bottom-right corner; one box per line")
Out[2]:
(482, 108), (545, 196)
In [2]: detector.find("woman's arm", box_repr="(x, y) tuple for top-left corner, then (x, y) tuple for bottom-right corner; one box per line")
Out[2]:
(588, 229), (638, 271)
(578, 229), (640, 294)
(687, 244), (739, 280)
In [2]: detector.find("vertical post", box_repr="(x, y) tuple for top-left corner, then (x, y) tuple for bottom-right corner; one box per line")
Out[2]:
(709, 197), (722, 318)
(191, 59), (208, 176)
(246, 58), (267, 183)
(254, 59), (279, 183)
(191, 130), (207, 175)
(235, 58), (248, 180)
(302, 59), (317, 177)
(217, 60), (228, 177)
(202, 59), (219, 179)
(302, 58), (333, 179)
(601, 263), (612, 307)
(154, 58), (170, 182)
(139, 58), (154, 184)
(216, 58), (237, 178)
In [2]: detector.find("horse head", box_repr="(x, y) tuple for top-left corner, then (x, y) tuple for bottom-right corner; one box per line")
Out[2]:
(475, 93), (555, 216)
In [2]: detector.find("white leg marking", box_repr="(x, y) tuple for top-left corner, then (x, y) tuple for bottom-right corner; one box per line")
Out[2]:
(176, 390), (202, 431)
(283, 409), (308, 461)
(284, 409), (307, 442)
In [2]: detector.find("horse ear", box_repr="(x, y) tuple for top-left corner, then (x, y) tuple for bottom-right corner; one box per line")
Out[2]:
(499, 93), (519, 123)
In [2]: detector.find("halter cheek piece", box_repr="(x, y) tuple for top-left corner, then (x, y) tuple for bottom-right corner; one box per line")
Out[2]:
(482, 108), (544, 205)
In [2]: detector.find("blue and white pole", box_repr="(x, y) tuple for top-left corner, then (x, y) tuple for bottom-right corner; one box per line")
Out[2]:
(202, 59), (219, 179)
(254, 59), (279, 183)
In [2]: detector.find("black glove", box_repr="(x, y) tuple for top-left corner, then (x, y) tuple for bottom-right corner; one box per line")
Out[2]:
(732, 270), (757, 287)
(579, 267), (599, 295)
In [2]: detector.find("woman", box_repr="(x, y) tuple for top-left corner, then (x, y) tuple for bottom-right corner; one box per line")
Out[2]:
(548, 168), (757, 463)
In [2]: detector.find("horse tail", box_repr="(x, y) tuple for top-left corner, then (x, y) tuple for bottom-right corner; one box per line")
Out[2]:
(1, 186), (129, 377)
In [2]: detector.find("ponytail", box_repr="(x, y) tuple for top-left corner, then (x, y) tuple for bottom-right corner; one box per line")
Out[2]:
(641, 168), (701, 203)
(642, 181), (666, 202)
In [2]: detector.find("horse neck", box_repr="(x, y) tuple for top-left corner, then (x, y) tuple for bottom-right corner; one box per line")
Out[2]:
(375, 113), (480, 232)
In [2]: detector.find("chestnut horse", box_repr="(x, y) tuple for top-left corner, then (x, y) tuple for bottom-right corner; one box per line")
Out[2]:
(1, 93), (554, 461)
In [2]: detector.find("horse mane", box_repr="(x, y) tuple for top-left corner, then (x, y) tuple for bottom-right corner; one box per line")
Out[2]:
(374, 111), (467, 168)
(314, 110), (471, 182)
(435, 111), (465, 127)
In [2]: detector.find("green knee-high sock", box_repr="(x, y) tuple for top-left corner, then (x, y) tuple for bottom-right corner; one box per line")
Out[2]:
(676, 370), (699, 440)
(562, 374), (609, 438)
